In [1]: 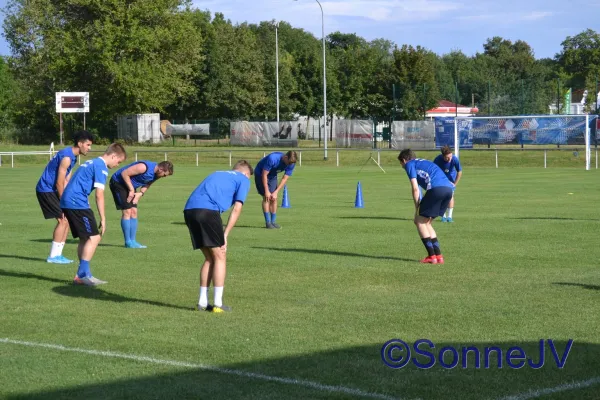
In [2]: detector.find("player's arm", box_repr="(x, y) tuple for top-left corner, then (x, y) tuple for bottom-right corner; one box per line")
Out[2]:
(454, 171), (462, 186)
(410, 178), (420, 210)
(56, 157), (71, 198)
(223, 201), (243, 249)
(261, 169), (271, 198)
(96, 188), (106, 236)
(272, 174), (289, 198)
(120, 163), (147, 202)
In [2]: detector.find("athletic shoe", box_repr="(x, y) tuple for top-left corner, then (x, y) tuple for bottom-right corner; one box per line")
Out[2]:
(270, 223), (281, 229)
(73, 276), (108, 286)
(132, 241), (147, 249)
(441, 217), (447, 222)
(212, 305), (232, 313)
(46, 255), (71, 264)
(197, 304), (213, 312)
(266, 223), (276, 229)
(446, 218), (453, 223)
(436, 255), (445, 264)
(59, 255), (74, 263)
(420, 256), (438, 264)
(125, 241), (147, 249)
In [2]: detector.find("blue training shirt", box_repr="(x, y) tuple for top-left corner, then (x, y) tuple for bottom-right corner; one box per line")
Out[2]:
(405, 159), (454, 191)
(111, 161), (157, 189)
(433, 154), (462, 183)
(36, 147), (77, 193)
(254, 152), (295, 177)
(184, 171), (250, 213)
(60, 157), (109, 210)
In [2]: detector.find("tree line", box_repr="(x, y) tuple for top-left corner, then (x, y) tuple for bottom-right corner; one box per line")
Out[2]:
(0, 0), (599, 142)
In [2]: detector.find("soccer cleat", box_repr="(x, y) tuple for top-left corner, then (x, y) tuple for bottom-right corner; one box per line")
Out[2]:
(132, 241), (147, 249)
(441, 217), (447, 222)
(436, 255), (445, 264)
(47, 255), (71, 264)
(212, 305), (232, 313)
(446, 218), (453, 223)
(59, 255), (74, 263)
(270, 222), (281, 229)
(266, 223), (276, 229)
(420, 256), (438, 264)
(73, 276), (108, 286)
(197, 304), (213, 312)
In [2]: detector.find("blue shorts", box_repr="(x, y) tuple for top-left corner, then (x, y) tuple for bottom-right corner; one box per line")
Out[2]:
(419, 186), (453, 218)
(255, 173), (278, 196)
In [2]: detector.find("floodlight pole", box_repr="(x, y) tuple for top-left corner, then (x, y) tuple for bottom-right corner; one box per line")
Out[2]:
(275, 21), (280, 125)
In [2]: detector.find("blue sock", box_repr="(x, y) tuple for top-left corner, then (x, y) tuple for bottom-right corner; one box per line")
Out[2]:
(264, 212), (271, 224)
(130, 218), (138, 243)
(77, 260), (91, 278)
(121, 218), (131, 244)
(271, 213), (277, 224)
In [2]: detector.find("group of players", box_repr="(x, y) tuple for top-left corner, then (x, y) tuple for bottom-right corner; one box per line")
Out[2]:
(35, 130), (460, 312)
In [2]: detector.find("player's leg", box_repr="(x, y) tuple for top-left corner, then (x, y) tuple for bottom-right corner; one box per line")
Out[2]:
(128, 206), (146, 248)
(255, 173), (272, 227)
(268, 176), (281, 229)
(433, 188), (453, 264)
(209, 245), (229, 312)
(67, 209), (106, 286)
(38, 192), (72, 264)
(446, 191), (455, 222)
(415, 190), (439, 264)
(121, 209), (133, 246)
(198, 247), (214, 310)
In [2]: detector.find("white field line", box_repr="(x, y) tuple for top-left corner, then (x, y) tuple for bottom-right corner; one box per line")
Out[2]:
(495, 377), (600, 400)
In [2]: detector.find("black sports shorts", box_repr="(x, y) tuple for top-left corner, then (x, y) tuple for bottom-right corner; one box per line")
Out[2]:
(184, 208), (224, 249)
(109, 179), (137, 210)
(36, 191), (62, 219)
(63, 208), (100, 239)
(419, 186), (453, 218)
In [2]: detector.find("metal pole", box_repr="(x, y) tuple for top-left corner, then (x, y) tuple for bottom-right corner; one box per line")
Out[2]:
(275, 22), (280, 125)
(59, 113), (63, 145)
(585, 114), (590, 170)
(453, 118), (459, 159)
(196, 152), (199, 167)
(487, 81), (491, 116)
(84, 112), (86, 130)
(11, 153), (14, 168)
(165, 152), (167, 161)
(544, 150), (547, 168)
(495, 150), (498, 168)
(299, 151), (302, 166)
(336, 150), (339, 166)
(135, 152), (138, 162)
(316, 0), (328, 161)
(229, 151), (232, 167)
(377, 150), (380, 165)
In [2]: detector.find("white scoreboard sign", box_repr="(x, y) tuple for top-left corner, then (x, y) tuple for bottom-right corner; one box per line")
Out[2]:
(56, 92), (89, 113)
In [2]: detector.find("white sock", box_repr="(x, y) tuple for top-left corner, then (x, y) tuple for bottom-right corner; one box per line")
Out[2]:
(214, 286), (224, 308)
(447, 208), (454, 218)
(49, 241), (62, 258)
(198, 287), (209, 307)
(59, 242), (65, 256)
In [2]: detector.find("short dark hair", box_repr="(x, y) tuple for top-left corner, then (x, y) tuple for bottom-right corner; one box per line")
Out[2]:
(73, 130), (94, 145)
(233, 160), (253, 175)
(105, 143), (127, 158)
(285, 150), (297, 163)
(398, 149), (416, 163)
(441, 145), (452, 156)
(158, 161), (174, 175)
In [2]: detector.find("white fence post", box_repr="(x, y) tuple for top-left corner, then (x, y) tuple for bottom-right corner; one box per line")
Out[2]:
(495, 150), (498, 169)
(544, 150), (547, 169)
(196, 153), (199, 167)
(229, 151), (232, 167)
(135, 152), (138, 162)
(164, 152), (167, 161)
(377, 150), (380, 166)
(299, 151), (302, 166)
(12, 153), (14, 168)
(336, 151), (339, 167)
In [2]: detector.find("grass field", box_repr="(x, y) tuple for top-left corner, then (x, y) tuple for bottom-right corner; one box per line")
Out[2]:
(1, 153), (599, 400)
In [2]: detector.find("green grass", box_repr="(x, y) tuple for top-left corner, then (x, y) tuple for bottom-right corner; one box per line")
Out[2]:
(1, 159), (599, 400)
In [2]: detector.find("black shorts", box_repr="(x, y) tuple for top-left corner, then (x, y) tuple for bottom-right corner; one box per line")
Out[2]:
(63, 209), (99, 239)
(36, 191), (63, 219)
(254, 173), (277, 196)
(109, 179), (137, 210)
(419, 187), (453, 219)
(184, 209), (224, 249)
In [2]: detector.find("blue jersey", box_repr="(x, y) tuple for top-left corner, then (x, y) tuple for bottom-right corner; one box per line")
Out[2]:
(60, 157), (109, 210)
(404, 159), (454, 191)
(111, 161), (157, 189)
(254, 152), (295, 178)
(433, 154), (462, 183)
(36, 147), (77, 193)
(184, 171), (250, 213)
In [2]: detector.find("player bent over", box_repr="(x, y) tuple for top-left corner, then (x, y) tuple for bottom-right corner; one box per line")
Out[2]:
(109, 160), (174, 248)
(398, 149), (454, 264)
(60, 144), (127, 285)
(254, 151), (297, 229)
(433, 145), (462, 222)
(36, 130), (93, 263)
(184, 161), (253, 313)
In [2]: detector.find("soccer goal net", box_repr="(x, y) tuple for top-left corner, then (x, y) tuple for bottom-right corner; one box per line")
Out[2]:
(446, 115), (598, 170)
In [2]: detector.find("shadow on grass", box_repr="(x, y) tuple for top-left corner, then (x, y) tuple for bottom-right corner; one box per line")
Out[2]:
(30, 239), (122, 248)
(251, 247), (416, 262)
(509, 217), (598, 221)
(337, 216), (412, 221)
(553, 282), (600, 291)
(4, 340), (599, 400)
(171, 221), (264, 229)
(0, 268), (67, 283)
(51, 285), (193, 311)
(0, 254), (47, 263)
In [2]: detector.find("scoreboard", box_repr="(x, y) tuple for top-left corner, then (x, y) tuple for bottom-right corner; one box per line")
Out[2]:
(56, 92), (89, 113)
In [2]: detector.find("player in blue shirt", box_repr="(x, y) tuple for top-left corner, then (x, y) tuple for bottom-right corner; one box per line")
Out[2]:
(110, 160), (174, 248)
(433, 146), (463, 222)
(61, 143), (127, 286)
(398, 149), (454, 265)
(184, 160), (253, 313)
(254, 151), (297, 229)
(36, 130), (94, 264)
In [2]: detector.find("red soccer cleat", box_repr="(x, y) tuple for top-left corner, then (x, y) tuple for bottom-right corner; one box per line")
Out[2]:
(436, 255), (445, 264)
(420, 256), (438, 264)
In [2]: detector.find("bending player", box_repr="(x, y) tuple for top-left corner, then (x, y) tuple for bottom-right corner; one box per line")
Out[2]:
(398, 149), (454, 264)
(433, 145), (462, 222)
(109, 160), (174, 248)
(36, 130), (93, 263)
(254, 151), (297, 229)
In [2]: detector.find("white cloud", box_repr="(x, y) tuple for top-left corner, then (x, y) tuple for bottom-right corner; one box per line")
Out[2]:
(521, 11), (553, 20)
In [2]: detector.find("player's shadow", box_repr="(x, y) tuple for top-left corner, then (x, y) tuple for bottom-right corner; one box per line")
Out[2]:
(30, 238), (121, 248)
(171, 222), (186, 225)
(51, 285), (193, 311)
(251, 247), (416, 262)
(0, 254), (48, 263)
(337, 216), (412, 221)
(508, 217), (598, 221)
(0, 268), (68, 283)
(553, 282), (600, 291)
(170, 222), (263, 229)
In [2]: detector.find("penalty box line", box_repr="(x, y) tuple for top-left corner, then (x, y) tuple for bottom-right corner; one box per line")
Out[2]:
(1, 337), (407, 400)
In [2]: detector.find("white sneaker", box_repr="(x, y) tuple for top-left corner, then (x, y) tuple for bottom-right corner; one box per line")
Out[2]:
(73, 276), (108, 286)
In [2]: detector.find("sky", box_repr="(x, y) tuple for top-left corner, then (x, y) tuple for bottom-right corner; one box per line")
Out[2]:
(0, 0), (598, 59)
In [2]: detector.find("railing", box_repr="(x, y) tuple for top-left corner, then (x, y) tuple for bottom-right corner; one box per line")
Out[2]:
(0, 151), (53, 168)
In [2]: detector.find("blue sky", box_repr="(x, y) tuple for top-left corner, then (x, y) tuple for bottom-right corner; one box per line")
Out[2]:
(0, 0), (598, 58)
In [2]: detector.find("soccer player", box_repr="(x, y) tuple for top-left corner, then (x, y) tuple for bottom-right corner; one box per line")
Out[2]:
(254, 151), (297, 229)
(184, 160), (253, 313)
(398, 149), (454, 264)
(109, 160), (174, 248)
(60, 143), (127, 286)
(433, 145), (462, 222)
(36, 130), (94, 264)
